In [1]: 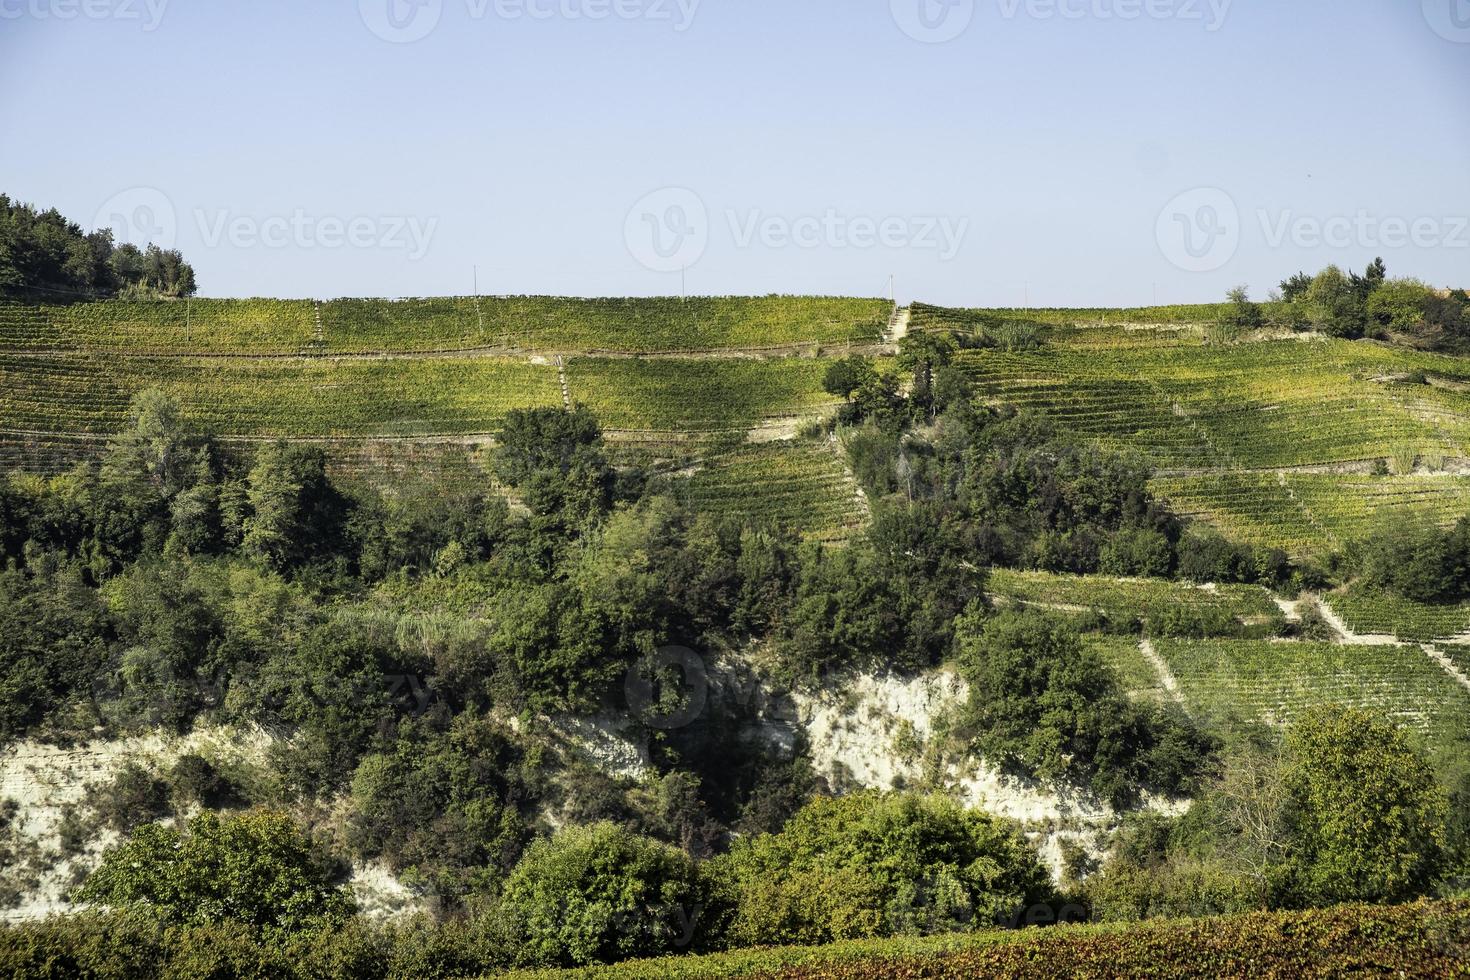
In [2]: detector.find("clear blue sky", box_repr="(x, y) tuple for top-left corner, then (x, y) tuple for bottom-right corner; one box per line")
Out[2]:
(3, 0), (1467, 305)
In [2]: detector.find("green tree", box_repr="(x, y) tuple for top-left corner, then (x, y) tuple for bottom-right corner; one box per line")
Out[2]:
(1282, 704), (1450, 905)
(492, 822), (701, 967)
(242, 443), (348, 573)
(1366, 278), (1433, 332)
(77, 810), (354, 932)
(711, 792), (1052, 948)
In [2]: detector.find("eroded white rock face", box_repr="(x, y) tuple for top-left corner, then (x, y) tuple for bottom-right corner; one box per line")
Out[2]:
(0, 725), (276, 923)
(790, 669), (1186, 881)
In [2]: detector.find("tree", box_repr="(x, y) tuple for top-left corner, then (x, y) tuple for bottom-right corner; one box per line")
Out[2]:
(492, 822), (701, 967)
(1279, 272), (1313, 303)
(954, 610), (1211, 805)
(1224, 285), (1263, 330)
(822, 355), (877, 402)
(1282, 704), (1450, 906)
(242, 443), (348, 573)
(1366, 278), (1433, 332)
(711, 793), (1053, 948)
(77, 810), (354, 932)
(492, 406), (613, 527)
(1300, 265), (1364, 338)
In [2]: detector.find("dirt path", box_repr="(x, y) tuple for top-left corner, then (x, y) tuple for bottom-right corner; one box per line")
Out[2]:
(1139, 638), (1186, 708)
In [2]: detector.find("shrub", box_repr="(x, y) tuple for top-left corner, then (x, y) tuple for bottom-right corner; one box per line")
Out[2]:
(77, 809), (354, 933)
(489, 822), (702, 967)
(710, 793), (1053, 949)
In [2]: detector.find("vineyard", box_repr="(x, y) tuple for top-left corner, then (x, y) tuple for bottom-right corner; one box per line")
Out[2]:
(664, 441), (867, 541)
(1153, 638), (1470, 762)
(565, 357), (839, 435)
(986, 569), (1283, 632)
(0, 296), (890, 356)
(7, 298), (1470, 560)
(1326, 585), (1470, 642)
(0, 352), (563, 438)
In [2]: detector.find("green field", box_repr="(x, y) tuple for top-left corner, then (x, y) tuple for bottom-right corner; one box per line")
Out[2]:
(0, 296), (890, 356)
(1154, 638), (1470, 760)
(987, 569), (1282, 627)
(666, 440), (866, 541)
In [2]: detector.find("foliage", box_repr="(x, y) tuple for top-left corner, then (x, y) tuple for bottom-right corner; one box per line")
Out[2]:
(0, 194), (196, 300)
(1281, 704), (1450, 906)
(77, 810), (354, 933)
(708, 793), (1053, 949)
(490, 822), (702, 967)
(952, 610), (1213, 806)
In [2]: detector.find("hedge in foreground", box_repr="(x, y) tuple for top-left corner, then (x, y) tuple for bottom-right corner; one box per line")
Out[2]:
(509, 900), (1470, 980)
(1, 900), (1466, 979)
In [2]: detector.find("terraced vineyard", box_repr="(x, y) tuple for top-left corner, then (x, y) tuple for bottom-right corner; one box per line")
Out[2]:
(1154, 638), (1470, 761)
(1326, 585), (1470, 642)
(565, 357), (839, 434)
(986, 569), (1283, 629)
(0, 296), (890, 356)
(667, 441), (866, 541)
(0, 352), (563, 437)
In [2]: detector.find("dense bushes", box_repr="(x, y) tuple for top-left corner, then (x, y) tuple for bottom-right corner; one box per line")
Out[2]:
(76, 810), (354, 933)
(708, 793), (1054, 949)
(952, 611), (1214, 807)
(1352, 518), (1470, 604)
(1084, 705), (1454, 920)
(489, 823), (703, 967)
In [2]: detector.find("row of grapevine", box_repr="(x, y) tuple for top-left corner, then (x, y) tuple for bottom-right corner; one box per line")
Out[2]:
(1155, 637), (1470, 760)
(1327, 585), (1470, 642)
(564, 357), (840, 433)
(986, 569), (1282, 624)
(0, 297), (891, 356)
(0, 352), (563, 438)
(668, 441), (866, 540)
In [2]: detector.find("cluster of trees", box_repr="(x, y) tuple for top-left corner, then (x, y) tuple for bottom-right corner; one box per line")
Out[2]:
(1272, 258), (1468, 347)
(0, 194), (196, 299)
(1085, 705), (1462, 920)
(69, 792), (1058, 970)
(1350, 517), (1470, 604)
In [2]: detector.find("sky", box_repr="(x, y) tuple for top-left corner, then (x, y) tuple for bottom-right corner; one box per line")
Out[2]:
(2, 0), (1468, 306)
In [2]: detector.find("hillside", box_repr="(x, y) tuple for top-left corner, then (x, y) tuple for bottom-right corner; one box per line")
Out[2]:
(2, 294), (1470, 974)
